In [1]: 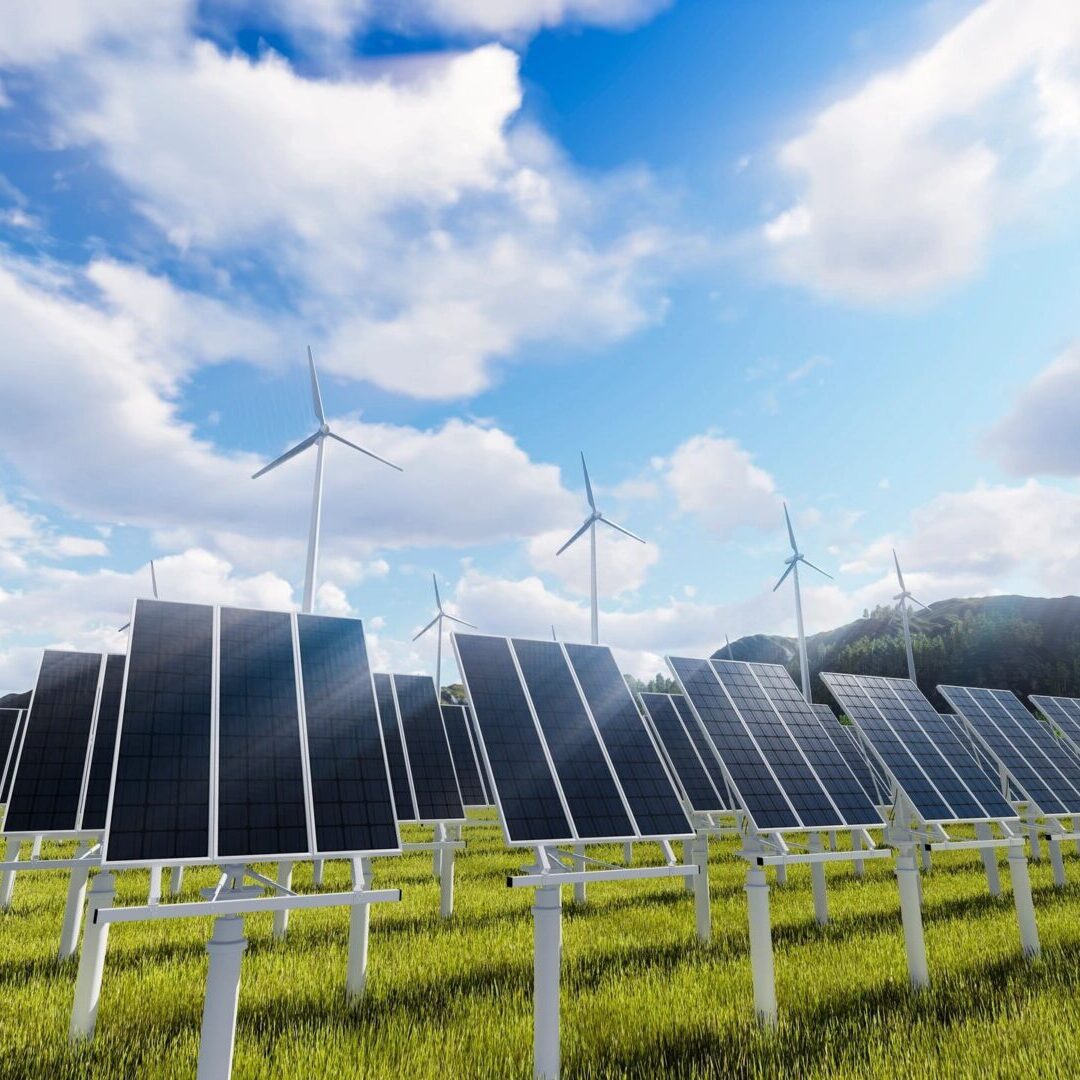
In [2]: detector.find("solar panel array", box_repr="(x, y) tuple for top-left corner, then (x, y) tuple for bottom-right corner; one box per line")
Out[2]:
(372, 673), (464, 824)
(667, 657), (880, 833)
(81, 655), (126, 832)
(104, 599), (400, 868)
(0, 708), (24, 806)
(640, 693), (728, 813)
(940, 686), (1080, 815)
(1029, 695), (1080, 758)
(453, 633), (692, 846)
(811, 704), (885, 805)
(441, 703), (490, 808)
(821, 673), (1017, 824)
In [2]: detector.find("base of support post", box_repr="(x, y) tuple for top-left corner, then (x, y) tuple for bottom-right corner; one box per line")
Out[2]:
(0, 839), (21, 910)
(346, 900), (370, 1002)
(440, 845), (455, 918)
(572, 845), (586, 906)
(809, 833), (828, 927)
(171, 866), (185, 896)
(196, 915), (248, 1080)
(745, 863), (777, 1026)
(59, 842), (93, 961)
(693, 836), (711, 942)
(896, 847), (929, 989)
(533, 886), (562, 1080)
(1007, 843), (1041, 959)
(272, 862), (293, 939)
(852, 831), (864, 879)
(70, 871), (117, 1041)
(975, 823), (1001, 896)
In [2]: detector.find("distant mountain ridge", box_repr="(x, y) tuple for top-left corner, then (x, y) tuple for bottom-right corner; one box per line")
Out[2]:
(714, 595), (1080, 711)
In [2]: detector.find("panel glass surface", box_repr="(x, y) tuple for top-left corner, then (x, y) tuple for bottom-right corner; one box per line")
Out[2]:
(297, 614), (398, 855)
(641, 693), (724, 812)
(4, 651), (101, 834)
(81, 654), (126, 831)
(0, 709), (22, 806)
(821, 673), (954, 822)
(513, 639), (634, 839)
(453, 634), (572, 843)
(108, 601), (212, 861)
(1030, 695), (1080, 755)
(565, 643), (690, 838)
(374, 673), (415, 820)
(392, 674), (464, 822)
(668, 656), (798, 830)
(217, 608), (308, 858)
(811, 704), (883, 804)
(441, 704), (489, 807)
(671, 696), (729, 807)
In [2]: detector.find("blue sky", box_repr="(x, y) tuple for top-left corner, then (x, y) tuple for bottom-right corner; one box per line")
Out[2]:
(1, 0), (1079, 689)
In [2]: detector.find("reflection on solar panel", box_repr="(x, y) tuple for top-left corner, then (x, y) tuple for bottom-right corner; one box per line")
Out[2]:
(1030, 695), (1080, 758)
(821, 673), (1017, 824)
(453, 633), (692, 846)
(811, 704), (884, 805)
(441, 704), (490, 808)
(641, 693), (726, 812)
(81, 655), (126, 831)
(0, 708), (24, 806)
(941, 686), (1080, 815)
(103, 600), (400, 867)
(3, 650), (103, 835)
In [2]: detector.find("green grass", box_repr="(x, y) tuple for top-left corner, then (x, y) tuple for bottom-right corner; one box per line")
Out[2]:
(3, 814), (1080, 1078)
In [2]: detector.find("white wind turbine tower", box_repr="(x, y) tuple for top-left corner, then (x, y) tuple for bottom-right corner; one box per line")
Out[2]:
(252, 347), (401, 614)
(893, 548), (929, 682)
(772, 503), (832, 702)
(413, 573), (476, 699)
(118, 560), (158, 633)
(556, 453), (645, 645)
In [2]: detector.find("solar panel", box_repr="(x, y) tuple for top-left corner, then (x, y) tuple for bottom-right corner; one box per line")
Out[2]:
(1029, 695), (1080, 758)
(388, 674), (465, 823)
(441, 703), (490, 808)
(103, 600), (400, 867)
(0, 709), (23, 806)
(811, 704), (885, 804)
(640, 693), (726, 813)
(820, 673), (1017, 824)
(940, 686), (1080, 815)
(671, 695), (730, 806)
(374, 674), (414, 821)
(453, 633), (692, 846)
(3, 650), (104, 835)
(81, 655), (126, 831)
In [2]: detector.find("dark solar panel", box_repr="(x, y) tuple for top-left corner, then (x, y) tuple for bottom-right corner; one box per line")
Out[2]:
(297, 614), (398, 856)
(217, 608), (309, 859)
(375, 673), (415, 820)
(391, 674), (464, 823)
(4, 651), (102, 834)
(564, 643), (690, 838)
(1030, 695), (1080, 756)
(441, 704), (489, 807)
(811, 704), (884, 804)
(453, 633), (572, 844)
(671, 695), (730, 807)
(668, 655), (798, 831)
(941, 686), (1080, 815)
(513, 638), (634, 839)
(0, 709), (23, 806)
(107, 601), (212, 861)
(641, 693), (725, 812)
(81, 655), (126, 831)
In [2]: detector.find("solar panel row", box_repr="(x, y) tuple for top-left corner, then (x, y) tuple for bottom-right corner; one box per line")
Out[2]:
(1030, 695), (1080, 758)
(103, 599), (400, 868)
(811, 704), (885, 806)
(454, 633), (691, 846)
(640, 693), (727, 813)
(441, 703), (490, 808)
(0, 708), (24, 806)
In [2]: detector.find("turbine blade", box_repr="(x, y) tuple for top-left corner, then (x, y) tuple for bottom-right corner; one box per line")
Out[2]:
(445, 614), (478, 629)
(772, 562), (796, 592)
(800, 556), (833, 580)
(551, 624), (557, 642)
(412, 614), (439, 641)
(783, 501), (797, 552)
(432, 572), (442, 612)
(117, 621), (130, 633)
(725, 634), (733, 660)
(581, 452), (596, 511)
(599, 516), (646, 544)
(251, 431), (320, 479)
(556, 517), (592, 556)
(327, 431), (403, 472)
(893, 548), (906, 592)
(150, 559), (158, 600)
(308, 345), (325, 425)
(909, 595), (930, 612)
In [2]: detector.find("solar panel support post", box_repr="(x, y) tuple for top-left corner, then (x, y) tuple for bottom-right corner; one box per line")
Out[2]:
(1048, 834), (1066, 888)
(58, 839), (94, 961)
(197, 911), (248, 1080)
(532, 882), (562, 1080)
(313, 860), (325, 887)
(893, 828), (930, 990)
(171, 866), (184, 896)
(921, 845), (932, 872)
(693, 833), (711, 942)
(623, 841), (633, 864)
(346, 858), (372, 1002)
(31, 834), (42, 859)
(808, 832), (829, 927)
(1004, 837), (1040, 958)
(148, 864), (162, 905)
(742, 835), (778, 1027)
(572, 845), (586, 905)
(1027, 805), (1042, 862)
(771, 835), (788, 886)
(852, 831), (864, 879)
(69, 870), (116, 1041)
(0, 837), (17, 910)
(439, 826), (456, 919)
(682, 839), (694, 894)
(827, 830), (837, 851)
(272, 862), (293, 939)
(974, 822), (1001, 896)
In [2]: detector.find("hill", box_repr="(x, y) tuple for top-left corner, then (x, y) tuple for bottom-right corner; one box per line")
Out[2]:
(714, 594), (1080, 711)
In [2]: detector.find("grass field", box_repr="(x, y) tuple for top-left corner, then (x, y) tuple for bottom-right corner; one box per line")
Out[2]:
(2, 814), (1080, 1079)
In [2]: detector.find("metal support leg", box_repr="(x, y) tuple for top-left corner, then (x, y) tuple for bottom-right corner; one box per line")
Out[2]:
(1049, 835), (1066, 888)
(1007, 842), (1040, 959)
(571, 845), (586, 906)
(921, 845), (932, 872)
(852, 831), (864, 879)
(533, 885), (562, 1080)
(745, 862), (777, 1026)
(148, 865), (163, 905)
(682, 840), (694, 893)
(623, 841), (633, 865)
(196, 915), (248, 1080)
(827, 830), (837, 852)
(0, 839), (21, 910)
(272, 862), (293, 940)
(59, 842), (93, 961)
(171, 866), (185, 896)
(69, 871), (116, 1040)
(1028, 808), (1041, 862)
(31, 835), (42, 859)
(312, 859), (325, 887)
(440, 842), (455, 918)
(896, 845), (929, 989)
(809, 832), (828, 927)
(975, 822), (1001, 896)
(346, 860), (372, 1003)
(693, 835), (711, 942)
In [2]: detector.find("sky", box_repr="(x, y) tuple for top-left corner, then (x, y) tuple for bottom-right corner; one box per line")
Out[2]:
(1, 0), (1079, 690)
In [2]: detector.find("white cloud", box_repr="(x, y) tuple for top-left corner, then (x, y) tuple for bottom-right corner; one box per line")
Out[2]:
(987, 343), (1080, 475)
(765, 0), (1080, 301)
(662, 431), (779, 537)
(50, 536), (109, 558)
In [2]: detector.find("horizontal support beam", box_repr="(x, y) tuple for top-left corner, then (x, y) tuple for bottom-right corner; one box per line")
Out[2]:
(95, 887), (401, 925)
(929, 838), (1022, 853)
(0, 857), (103, 872)
(743, 848), (892, 867)
(399, 841), (466, 853)
(509, 864), (695, 889)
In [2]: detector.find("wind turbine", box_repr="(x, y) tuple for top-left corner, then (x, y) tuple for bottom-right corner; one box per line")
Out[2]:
(413, 574), (476, 699)
(772, 503), (832, 702)
(556, 453), (645, 645)
(725, 634), (734, 660)
(252, 347), (401, 614)
(893, 549), (929, 682)
(118, 560), (158, 632)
